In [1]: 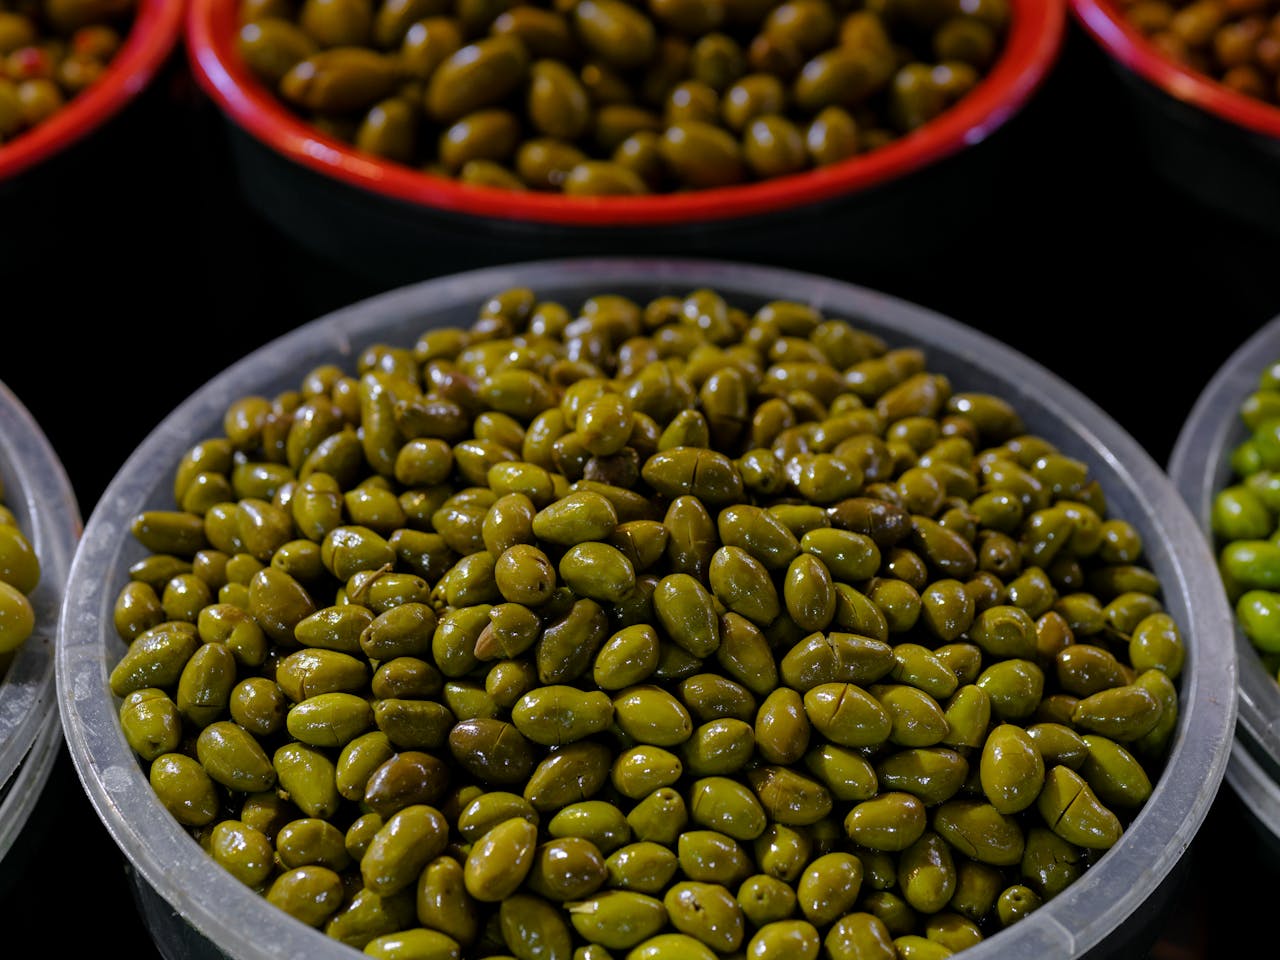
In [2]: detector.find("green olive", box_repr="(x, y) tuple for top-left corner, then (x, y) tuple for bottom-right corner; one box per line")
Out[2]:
(568, 889), (668, 950)
(280, 47), (402, 114)
(425, 36), (530, 123)
(465, 816), (538, 901)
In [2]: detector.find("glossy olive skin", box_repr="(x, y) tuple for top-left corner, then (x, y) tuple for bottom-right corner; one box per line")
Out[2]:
(235, 1), (1009, 193)
(111, 281), (1180, 957)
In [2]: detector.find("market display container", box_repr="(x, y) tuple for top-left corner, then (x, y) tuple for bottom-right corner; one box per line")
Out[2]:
(186, 1), (1067, 286)
(0, 379), (81, 891)
(58, 257), (1236, 960)
(0, 0), (186, 259)
(1169, 312), (1280, 867)
(1071, 0), (1280, 235)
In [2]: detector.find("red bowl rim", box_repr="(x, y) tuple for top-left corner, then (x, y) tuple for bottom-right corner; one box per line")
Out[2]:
(1072, 0), (1280, 140)
(0, 0), (185, 181)
(187, 0), (1067, 228)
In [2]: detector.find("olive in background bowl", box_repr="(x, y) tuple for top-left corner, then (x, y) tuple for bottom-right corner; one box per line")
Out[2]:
(1071, 0), (1280, 237)
(0, 378), (81, 894)
(184, 1), (1067, 288)
(1168, 312), (1280, 873)
(57, 256), (1235, 960)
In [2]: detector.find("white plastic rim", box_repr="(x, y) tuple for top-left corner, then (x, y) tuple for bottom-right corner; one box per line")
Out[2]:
(1226, 736), (1280, 857)
(0, 703), (64, 854)
(1168, 314), (1280, 819)
(0, 379), (79, 863)
(58, 257), (1236, 960)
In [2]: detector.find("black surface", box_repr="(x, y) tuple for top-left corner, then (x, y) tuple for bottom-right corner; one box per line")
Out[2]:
(2, 18), (1279, 957)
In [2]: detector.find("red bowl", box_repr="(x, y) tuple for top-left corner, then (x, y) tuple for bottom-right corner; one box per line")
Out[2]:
(0, 0), (186, 182)
(1071, 0), (1280, 141)
(1070, 0), (1280, 236)
(187, 0), (1067, 229)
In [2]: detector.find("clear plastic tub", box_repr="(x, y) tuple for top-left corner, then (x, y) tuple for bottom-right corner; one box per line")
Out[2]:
(0, 379), (80, 867)
(58, 258), (1236, 960)
(1220, 732), (1280, 871)
(1168, 314), (1280, 858)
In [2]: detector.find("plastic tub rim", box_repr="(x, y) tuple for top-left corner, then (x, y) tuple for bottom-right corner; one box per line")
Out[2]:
(0, 705), (65, 865)
(0, 0), (186, 182)
(1225, 735), (1280, 850)
(58, 256), (1236, 960)
(1168, 312), (1280, 768)
(1072, 0), (1280, 142)
(185, 0), (1067, 228)
(0, 379), (81, 861)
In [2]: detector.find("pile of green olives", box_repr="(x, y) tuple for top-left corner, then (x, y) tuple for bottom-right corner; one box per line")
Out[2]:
(112, 284), (1184, 960)
(0, 0), (136, 145)
(0, 472), (38, 662)
(236, 0), (1010, 195)
(1212, 356), (1280, 683)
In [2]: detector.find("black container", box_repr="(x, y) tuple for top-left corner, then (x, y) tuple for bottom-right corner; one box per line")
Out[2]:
(222, 114), (1011, 290)
(188, 0), (1068, 292)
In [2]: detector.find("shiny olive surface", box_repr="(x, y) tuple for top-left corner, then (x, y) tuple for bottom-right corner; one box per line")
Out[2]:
(112, 280), (1181, 959)
(235, 0), (1012, 194)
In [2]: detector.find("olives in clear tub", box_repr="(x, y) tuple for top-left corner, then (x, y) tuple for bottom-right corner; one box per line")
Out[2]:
(0, 471), (39, 658)
(1212, 354), (1280, 682)
(109, 279), (1186, 957)
(234, 0), (1011, 195)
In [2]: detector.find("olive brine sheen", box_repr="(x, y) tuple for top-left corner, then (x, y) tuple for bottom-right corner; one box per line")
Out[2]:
(111, 282), (1184, 960)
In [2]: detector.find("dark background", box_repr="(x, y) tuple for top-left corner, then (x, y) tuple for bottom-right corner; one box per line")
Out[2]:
(3, 11), (1280, 957)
